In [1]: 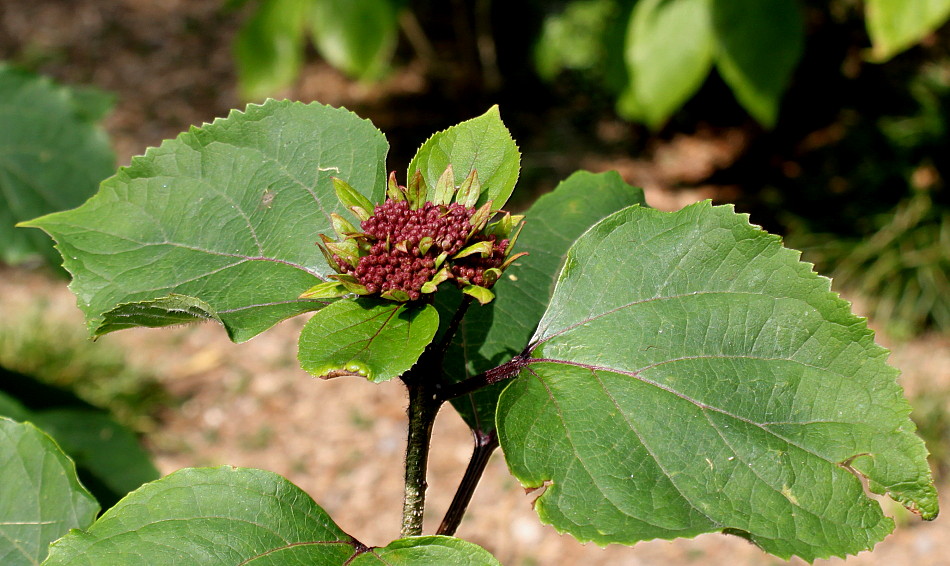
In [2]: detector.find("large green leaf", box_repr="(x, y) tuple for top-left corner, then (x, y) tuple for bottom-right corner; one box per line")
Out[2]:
(711, 0), (804, 128)
(444, 171), (646, 431)
(1, 418), (99, 566)
(866, 0), (950, 62)
(497, 202), (938, 561)
(0, 65), (115, 265)
(309, 0), (399, 81)
(234, 0), (309, 100)
(623, 0), (714, 128)
(407, 106), (520, 210)
(21, 100), (388, 342)
(298, 299), (439, 383)
(42, 467), (497, 565)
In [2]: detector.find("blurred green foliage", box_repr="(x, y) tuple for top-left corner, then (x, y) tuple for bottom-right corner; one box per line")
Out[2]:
(234, 0), (950, 127)
(0, 302), (167, 430)
(235, 0), (401, 99)
(0, 64), (115, 266)
(0, 382), (160, 510)
(912, 389), (950, 481)
(779, 55), (950, 336)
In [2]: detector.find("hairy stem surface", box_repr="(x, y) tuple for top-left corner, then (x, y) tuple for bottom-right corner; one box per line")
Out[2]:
(401, 377), (442, 537)
(437, 353), (531, 401)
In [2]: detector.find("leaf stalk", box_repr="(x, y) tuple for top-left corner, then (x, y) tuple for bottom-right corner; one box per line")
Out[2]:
(436, 353), (530, 402)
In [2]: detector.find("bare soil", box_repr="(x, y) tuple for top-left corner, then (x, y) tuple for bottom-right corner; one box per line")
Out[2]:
(2, 1), (949, 564)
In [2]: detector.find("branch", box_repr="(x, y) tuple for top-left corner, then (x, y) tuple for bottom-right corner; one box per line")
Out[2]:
(437, 429), (499, 536)
(398, 295), (474, 536)
(400, 377), (442, 537)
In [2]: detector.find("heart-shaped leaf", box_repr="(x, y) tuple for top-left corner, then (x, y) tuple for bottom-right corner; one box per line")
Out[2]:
(497, 202), (938, 561)
(1, 418), (99, 566)
(408, 106), (520, 210)
(0, 64), (115, 265)
(21, 100), (388, 342)
(41, 466), (498, 565)
(444, 171), (646, 432)
(711, 0), (804, 128)
(299, 298), (439, 383)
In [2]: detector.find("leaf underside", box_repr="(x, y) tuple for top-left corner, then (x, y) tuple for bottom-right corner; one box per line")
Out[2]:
(298, 299), (439, 383)
(442, 170), (647, 432)
(497, 202), (938, 561)
(41, 467), (499, 566)
(21, 100), (388, 342)
(0, 418), (99, 566)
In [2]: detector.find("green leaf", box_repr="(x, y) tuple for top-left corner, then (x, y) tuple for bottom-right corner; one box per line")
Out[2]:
(866, 0), (950, 62)
(298, 299), (439, 383)
(444, 171), (646, 432)
(21, 100), (388, 342)
(497, 202), (938, 560)
(350, 536), (502, 565)
(533, 0), (617, 79)
(41, 467), (356, 565)
(0, 418), (98, 566)
(623, 0), (714, 128)
(0, 373), (158, 509)
(234, 0), (308, 100)
(0, 64), (115, 265)
(309, 0), (399, 81)
(31, 409), (159, 501)
(95, 294), (223, 335)
(407, 106), (520, 210)
(42, 467), (499, 565)
(711, 0), (804, 128)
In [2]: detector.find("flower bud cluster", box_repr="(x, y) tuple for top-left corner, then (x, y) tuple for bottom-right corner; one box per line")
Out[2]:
(301, 169), (526, 305)
(337, 200), (474, 300)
